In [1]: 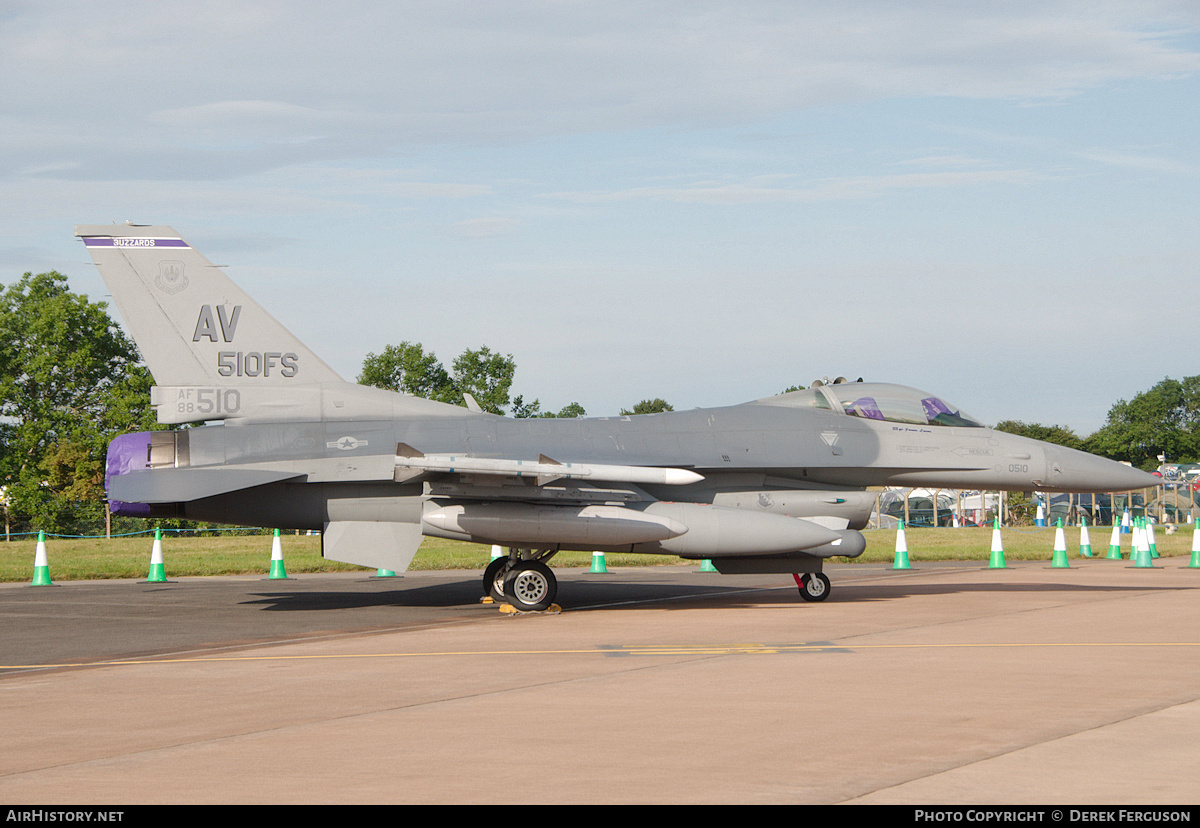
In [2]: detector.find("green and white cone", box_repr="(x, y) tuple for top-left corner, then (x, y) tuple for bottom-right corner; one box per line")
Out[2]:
(1133, 519), (1155, 568)
(989, 518), (1007, 569)
(699, 559), (718, 572)
(375, 568), (396, 577)
(146, 528), (167, 582)
(1079, 517), (1092, 557)
(1051, 519), (1070, 568)
(590, 550), (608, 573)
(32, 531), (52, 586)
(1189, 519), (1200, 569)
(490, 545), (504, 561)
(1147, 519), (1159, 558)
(892, 520), (911, 570)
(269, 528), (288, 579)
(1107, 516), (1122, 560)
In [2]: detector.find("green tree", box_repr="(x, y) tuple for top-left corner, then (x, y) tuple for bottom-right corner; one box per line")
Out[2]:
(546, 401), (587, 419)
(0, 272), (159, 532)
(451, 346), (515, 415)
(1086, 377), (1200, 469)
(359, 342), (522, 415)
(994, 420), (1084, 451)
(358, 342), (456, 403)
(511, 398), (586, 418)
(1004, 491), (1036, 526)
(621, 398), (674, 415)
(509, 394), (541, 418)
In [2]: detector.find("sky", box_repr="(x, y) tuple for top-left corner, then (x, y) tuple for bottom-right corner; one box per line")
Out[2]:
(2, 1), (1198, 435)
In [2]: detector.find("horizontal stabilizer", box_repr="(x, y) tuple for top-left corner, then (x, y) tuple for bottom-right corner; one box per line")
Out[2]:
(108, 467), (303, 504)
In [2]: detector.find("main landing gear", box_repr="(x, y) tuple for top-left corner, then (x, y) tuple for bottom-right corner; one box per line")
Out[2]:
(483, 550), (559, 612)
(793, 571), (831, 602)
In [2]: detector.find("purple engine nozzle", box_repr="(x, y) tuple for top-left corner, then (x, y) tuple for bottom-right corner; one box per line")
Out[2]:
(105, 432), (155, 517)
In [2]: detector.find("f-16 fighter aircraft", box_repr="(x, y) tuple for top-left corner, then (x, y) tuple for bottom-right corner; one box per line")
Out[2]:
(80, 224), (1158, 609)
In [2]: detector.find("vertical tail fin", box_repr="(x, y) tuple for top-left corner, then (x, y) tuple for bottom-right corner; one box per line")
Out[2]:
(75, 224), (343, 387)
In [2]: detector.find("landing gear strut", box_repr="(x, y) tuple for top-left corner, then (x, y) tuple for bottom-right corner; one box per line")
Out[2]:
(481, 549), (559, 611)
(793, 571), (831, 602)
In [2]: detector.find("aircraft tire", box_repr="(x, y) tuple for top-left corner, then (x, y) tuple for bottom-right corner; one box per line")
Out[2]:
(798, 572), (831, 602)
(503, 560), (557, 612)
(483, 556), (509, 602)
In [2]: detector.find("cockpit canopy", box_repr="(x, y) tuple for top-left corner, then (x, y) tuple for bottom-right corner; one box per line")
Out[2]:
(757, 382), (984, 428)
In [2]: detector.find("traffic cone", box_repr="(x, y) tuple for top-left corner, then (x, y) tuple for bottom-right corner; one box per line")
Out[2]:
(1107, 516), (1122, 560)
(590, 550), (608, 573)
(989, 518), (1007, 569)
(892, 521), (911, 569)
(1035, 499), (1045, 527)
(1079, 517), (1092, 557)
(1147, 519), (1159, 558)
(375, 568), (396, 577)
(32, 531), (52, 586)
(490, 544), (503, 561)
(1051, 519), (1070, 568)
(699, 559), (718, 572)
(1121, 506), (1131, 534)
(1189, 519), (1200, 569)
(1133, 519), (1155, 568)
(269, 528), (288, 579)
(146, 528), (167, 582)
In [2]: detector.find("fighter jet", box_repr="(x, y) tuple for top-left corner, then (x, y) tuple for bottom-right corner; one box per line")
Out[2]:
(79, 224), (1158, 609)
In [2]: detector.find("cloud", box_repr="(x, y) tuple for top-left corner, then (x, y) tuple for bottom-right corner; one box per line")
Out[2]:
(1075, 148), (1199, 174)
(3, 1), (1197, 181)
(147, 100), (350, 144)
(542, 168), (1044, 204)
(447, 217), (520, 238)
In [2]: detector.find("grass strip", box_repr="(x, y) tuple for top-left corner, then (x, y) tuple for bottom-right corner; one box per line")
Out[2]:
(2, 524), (1194, 582)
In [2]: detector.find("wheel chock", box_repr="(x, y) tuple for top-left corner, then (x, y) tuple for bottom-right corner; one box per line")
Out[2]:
(499, 603), (562, 615)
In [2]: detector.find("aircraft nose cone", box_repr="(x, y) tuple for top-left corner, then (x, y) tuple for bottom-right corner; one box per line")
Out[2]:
(1043, 445), (1160, 492)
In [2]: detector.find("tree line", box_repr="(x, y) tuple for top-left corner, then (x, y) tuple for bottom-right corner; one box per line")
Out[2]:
(357, 342), (674, 418)
(1, 273), (160, 536)
(994, 376), (1200, 470)
(1, 272), (1194, 535)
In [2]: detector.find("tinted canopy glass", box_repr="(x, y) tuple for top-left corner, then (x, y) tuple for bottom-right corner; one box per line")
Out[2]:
(826, 384), (982, 427)
(760, 383), (982, 428)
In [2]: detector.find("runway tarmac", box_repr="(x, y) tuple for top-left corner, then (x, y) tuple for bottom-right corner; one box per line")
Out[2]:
(2, 558), (1199, 804)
